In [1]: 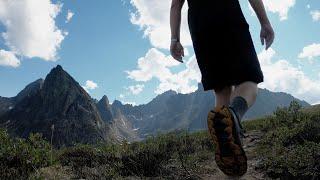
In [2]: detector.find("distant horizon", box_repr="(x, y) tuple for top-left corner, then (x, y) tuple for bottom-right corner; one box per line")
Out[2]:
(0, 0), (320, 106)
(1, 64), (315, 107)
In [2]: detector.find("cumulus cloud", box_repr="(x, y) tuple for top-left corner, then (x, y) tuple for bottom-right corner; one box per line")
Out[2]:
(298, 43), (320, 62)
(129, 0), (192, 49)
(311, 10), (320, 22)
(312, 101), (320, 105)
(125, 48), (201, 94)
(126, 84), (145, 95)
(0, 0), (66, 67)
(0, 49), (20, 67)
(258, 48), (320, 104)
(125, 48), (181, 82)
(249, 0), (295, 21)
(82, 80), (98, 92)
(66, 9), (74, 23)
(119, 94), (125, 99)
(122, 101), (137, 106)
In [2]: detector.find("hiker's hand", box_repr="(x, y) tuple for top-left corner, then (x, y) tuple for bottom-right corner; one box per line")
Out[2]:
(170, 41), (184, 63)
(260, 23), (274, 50)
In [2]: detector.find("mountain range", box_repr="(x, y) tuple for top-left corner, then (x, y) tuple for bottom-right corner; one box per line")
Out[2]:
(0, 65), (310, 146)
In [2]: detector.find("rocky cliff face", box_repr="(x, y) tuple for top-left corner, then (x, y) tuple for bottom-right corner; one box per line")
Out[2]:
(0, 65), (115, 147)
(0, 79), (44, 116)
(95, 98), (141, 141)
(96, 95), (113, 123)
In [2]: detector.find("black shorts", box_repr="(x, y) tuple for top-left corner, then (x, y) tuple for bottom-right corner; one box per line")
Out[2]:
(187, 0), (264, 91)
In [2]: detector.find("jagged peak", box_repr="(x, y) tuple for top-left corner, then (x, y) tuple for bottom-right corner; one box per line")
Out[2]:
(48, 65), (66, 76)
(55, 64), (63, 70)
(14, 78), (45, 103)
(112, 99), (122, 106)
(44, 65), (76, 87)
(98, 95), (110, 106)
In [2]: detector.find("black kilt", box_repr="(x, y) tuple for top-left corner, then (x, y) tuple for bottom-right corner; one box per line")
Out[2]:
(186, 0), (264, 91)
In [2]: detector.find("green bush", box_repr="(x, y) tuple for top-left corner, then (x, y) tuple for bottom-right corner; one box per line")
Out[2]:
(0, 129), (53, 179)
(255, 100), (320, 179)
(57, 144), (121, 179)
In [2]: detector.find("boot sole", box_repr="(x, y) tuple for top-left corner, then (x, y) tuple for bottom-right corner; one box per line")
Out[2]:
(207, 106), (248, 176)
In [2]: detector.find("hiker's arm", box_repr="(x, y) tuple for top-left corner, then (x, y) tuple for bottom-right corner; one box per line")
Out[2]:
(248, 0), (275, 50)
(170, 0), (185, 62)
(170, 0), (185, 41)
(248, 0), (270, 26)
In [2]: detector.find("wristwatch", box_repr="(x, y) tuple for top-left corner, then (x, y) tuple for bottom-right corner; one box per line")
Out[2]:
(171, 38), (179, 43)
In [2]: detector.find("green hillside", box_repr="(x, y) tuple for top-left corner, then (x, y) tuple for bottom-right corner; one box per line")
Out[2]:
(0, 100), (319, 179)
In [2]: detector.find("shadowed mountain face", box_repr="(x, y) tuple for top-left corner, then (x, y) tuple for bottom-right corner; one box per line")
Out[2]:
(0, 65), (311, 144)
(96, 95), (113, 123)
(0, 65), (115, 147)
(0, 79), (44, 116)
(96, 96), (141, 141)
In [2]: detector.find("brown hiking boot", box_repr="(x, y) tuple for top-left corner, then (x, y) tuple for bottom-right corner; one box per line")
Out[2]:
(207, 105), (247, 176)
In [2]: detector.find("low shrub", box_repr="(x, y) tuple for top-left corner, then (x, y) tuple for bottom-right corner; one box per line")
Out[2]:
(0, 129), (53, 179)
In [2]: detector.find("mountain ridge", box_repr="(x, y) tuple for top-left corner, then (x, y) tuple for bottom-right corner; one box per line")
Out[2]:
(0, 65), (311, 145)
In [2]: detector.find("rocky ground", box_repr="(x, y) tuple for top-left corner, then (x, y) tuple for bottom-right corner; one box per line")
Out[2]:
(199, 130), (268, 180)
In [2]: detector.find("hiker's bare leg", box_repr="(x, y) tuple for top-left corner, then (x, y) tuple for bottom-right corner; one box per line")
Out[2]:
(230, 81), (258, 108)
(213, 86), (234, 107)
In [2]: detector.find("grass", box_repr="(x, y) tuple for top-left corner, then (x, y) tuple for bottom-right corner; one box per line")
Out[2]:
(1, 99), (319, 179)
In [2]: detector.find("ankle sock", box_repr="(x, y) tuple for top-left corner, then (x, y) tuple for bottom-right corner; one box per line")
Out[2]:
(228, 96), (249, 121)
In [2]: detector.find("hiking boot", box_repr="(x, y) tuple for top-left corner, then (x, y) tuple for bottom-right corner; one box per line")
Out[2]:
(207, 105), (247, 176)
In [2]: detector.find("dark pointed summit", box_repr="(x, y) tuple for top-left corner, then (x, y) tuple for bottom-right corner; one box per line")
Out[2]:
(97, 95), (113, 123)
(55, 64), (63, 70)
(100, 95), (109, 105)
(0, 65), (114, 147)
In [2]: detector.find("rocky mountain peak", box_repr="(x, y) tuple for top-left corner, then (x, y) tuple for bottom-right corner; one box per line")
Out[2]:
(14, 78), (44, 103)
(0, 65), (114, 147)
(99, 95), (110, 106)
(112, 100), (123, 107)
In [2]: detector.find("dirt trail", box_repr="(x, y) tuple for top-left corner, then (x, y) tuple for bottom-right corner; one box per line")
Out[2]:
(199, 130), (269, 180)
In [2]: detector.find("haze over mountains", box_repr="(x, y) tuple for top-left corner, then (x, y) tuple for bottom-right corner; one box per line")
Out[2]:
(0, 65), (310, 146)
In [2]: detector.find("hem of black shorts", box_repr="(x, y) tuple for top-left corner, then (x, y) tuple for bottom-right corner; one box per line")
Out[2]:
(201, 76), (264, 91)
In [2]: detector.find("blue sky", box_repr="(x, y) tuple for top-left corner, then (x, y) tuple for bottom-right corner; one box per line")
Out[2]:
(0, 0), (320, 106)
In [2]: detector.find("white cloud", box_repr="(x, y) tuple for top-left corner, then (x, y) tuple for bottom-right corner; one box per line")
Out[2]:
(0, 49), (20, 67)
(119, 94), (125, 99)
(311, 101), (320, 105)
(82, 80), (98, 92)
(264, 0), (295, 20)
(311, 10), (320, 22)
(129, 0), (192, 49)
(154, 54), (201, 94)
(258, 48), (320, 104)
(249, 0), (295, 21)
(0, 0), (66, 66)
(122, 101), (137, 106)
(125, 48), (181, 82)
(66, 9), (74, 23)
(307, 4), (311, 9)
(298, 43), (320, 61)
(125, 48), (201, 95)
(126, 84), (145, 95)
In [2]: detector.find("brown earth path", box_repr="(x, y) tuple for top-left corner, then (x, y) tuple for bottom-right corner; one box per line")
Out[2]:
(199, 130), (270, 180)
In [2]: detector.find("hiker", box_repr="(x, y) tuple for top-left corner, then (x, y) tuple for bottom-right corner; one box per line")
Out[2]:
(170, 0), (274, 176)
